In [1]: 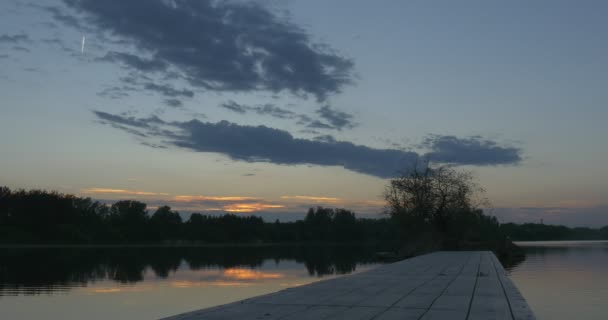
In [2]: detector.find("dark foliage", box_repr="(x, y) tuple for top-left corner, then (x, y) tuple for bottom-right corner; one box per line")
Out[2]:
(384, 164), (522, 262)
(0, 187), (399, 244)
(500, 223), (608, 241)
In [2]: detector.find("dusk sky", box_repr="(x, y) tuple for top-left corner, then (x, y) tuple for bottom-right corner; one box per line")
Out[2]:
(1, 0), (607, 226)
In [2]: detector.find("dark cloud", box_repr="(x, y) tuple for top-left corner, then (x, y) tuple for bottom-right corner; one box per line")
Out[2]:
(23, 67), (41, 73)
(143, 82), (194, 98)
(254, 104), (297, 119)
(141, 141), (168, 149)
(0, 33), (29, 44)
(306, 120), (334, 130)
(164, 98), (183, 108)
(96, 74), (193, 100)
(219, 101), (350, 130)
(421, 135), (522, 165)
(92, 112), (523, 178)
(219, 101), (248, 114)
(57, 0), (355, 100)
(42, 37), (74, 53)
(0, 54), (9, 59)
(93, 110), (163, 129)
(220, 101), (297, 119)
(315, 106), (355, 130)
(313, 135), (337, 143)
(44, 6), (84, 30)
(92, 111), (417, 178)
(98, 51), (168, 73)
(97, 86), (133, 99)
(12, 46), (31, 53)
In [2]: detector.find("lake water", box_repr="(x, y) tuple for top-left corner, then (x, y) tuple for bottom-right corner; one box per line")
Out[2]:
(507, 241), (608, 320)
(0, 245), (388, 320)
(2, 242), (606, 320)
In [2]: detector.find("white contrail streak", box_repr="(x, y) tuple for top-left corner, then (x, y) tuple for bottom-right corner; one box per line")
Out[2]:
(81, 35), (86, 54)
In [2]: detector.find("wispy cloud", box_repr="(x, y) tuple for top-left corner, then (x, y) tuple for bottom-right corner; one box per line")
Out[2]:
(79, 186), (385, 217)
(222, 203), (285, 213)
(0, 33), (29, 44)
(81, 188), (169, 196)
(219, 101), (352, 131)
(281, 195), (342, 202)
(172, 195), (258, 202)
(315, 105), (356, 130)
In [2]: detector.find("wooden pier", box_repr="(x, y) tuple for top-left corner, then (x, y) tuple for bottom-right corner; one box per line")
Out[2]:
(162, 251), (535, 320)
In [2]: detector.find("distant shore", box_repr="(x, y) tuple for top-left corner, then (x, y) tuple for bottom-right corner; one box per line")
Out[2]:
(0, 241), (396, 249)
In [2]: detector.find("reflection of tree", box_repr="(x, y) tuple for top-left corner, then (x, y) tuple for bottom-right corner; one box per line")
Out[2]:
(0, 245), (388, 295)
(500, 253), (526, 271)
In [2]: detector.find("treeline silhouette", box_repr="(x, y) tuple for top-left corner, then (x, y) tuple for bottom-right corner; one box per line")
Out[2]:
(500, 223), (608, 241)
(0, 245), (385, 295)
(0, 187), (399, 244)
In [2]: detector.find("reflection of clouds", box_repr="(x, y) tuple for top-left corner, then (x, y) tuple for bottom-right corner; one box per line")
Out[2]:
(84, 285), (150, 294)
(58, 260), (382, 297)
(223, 268), (284, 280)
(165, 268), (285, 288)
(170, 280), (251, 288)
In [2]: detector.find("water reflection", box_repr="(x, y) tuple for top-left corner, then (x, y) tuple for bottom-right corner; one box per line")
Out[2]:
(507, 241), (608, 320)
(0, 245), (383, 296)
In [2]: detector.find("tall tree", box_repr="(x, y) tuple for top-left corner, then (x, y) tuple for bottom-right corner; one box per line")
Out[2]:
(384, 163), (487, 240)
(109, 200), (148, 241)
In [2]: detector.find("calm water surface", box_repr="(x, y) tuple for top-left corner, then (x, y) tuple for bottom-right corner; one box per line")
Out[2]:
(4, 242), (605, 320)
(0, 245), (387, 320)
(507, 241), (608, 320)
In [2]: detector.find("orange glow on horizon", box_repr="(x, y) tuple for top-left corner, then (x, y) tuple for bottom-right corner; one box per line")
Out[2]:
(222, 203), (285, 213)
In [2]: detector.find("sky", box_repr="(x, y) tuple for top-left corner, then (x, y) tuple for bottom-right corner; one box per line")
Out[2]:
(1, 0), (607, 226)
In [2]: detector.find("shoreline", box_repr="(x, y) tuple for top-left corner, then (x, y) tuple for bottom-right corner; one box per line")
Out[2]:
(0, 241), (395, 249)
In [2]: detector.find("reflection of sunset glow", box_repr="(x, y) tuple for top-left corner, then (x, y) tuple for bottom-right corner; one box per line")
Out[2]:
(85, 286), (150, 294)
(222, 203), (285, 213)
(170, 280), (250, 288)
(173, 195), (257, 202)
(223, 268), (284, 280)
(281, 195), (341, 202)
(91, 288), (123, 293)
(81, 188), (169, 196)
